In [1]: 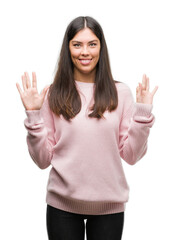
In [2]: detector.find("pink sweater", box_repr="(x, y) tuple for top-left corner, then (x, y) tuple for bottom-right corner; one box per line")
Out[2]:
(24, 80), (155, 215)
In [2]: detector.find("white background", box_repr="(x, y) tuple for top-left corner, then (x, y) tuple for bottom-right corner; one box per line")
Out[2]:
(0, 0), (173, 239)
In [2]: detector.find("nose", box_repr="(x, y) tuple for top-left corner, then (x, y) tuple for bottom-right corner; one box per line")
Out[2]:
(81, 45), (89, 56)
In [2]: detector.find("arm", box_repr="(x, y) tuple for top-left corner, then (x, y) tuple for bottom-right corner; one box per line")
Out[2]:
(119, 100), (155, 165)
(16, 71), (55, 169)
(119, 74), (158, 165)
(24, 90), (56, 169)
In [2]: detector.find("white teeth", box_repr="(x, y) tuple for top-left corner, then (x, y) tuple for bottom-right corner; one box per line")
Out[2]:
(80, 59), (91, 64)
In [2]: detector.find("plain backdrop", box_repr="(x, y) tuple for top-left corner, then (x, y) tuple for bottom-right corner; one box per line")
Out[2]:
(0, 0), (173, 239)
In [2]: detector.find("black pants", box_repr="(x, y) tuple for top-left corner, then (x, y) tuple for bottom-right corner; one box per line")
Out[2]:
(46, 204), (124, 240)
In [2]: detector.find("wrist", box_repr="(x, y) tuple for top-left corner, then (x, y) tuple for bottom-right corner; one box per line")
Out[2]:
(25, 110), (42, 124)
(134, 102), (153, 117)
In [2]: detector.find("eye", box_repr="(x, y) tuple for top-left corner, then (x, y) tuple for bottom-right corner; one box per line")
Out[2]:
(90, 43), (97, 47)
(73, 44), (81, 47)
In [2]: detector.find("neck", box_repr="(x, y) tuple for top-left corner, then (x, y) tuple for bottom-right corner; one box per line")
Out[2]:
(73, 69), (96, 83)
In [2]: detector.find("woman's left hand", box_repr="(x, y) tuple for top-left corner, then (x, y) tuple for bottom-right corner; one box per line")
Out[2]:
(136, 74), (158, 104)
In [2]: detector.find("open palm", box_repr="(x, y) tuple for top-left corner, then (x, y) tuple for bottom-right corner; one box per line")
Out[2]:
(136, 74), (158, 104)
(16, 72), (49, 110)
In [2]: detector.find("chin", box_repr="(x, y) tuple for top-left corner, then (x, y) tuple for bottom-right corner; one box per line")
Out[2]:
(80, 69), (95, 74)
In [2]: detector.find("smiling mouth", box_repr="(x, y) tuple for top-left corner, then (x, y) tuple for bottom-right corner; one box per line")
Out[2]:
(79, 59), (92, 65)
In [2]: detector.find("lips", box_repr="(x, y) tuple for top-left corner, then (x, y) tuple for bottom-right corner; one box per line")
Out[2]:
(79, 59), (92, 65)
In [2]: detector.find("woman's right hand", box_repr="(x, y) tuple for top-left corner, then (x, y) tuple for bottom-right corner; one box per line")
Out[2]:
(16, 72), (50, 111)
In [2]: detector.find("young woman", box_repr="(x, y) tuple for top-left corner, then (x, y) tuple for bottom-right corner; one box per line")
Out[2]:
(16, 16), (158, 240)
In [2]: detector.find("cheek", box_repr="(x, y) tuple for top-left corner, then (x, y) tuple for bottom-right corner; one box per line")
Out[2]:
(92, 48), (100, 58)
(92, 51), (100, 62)
(70, 49), (80, 59)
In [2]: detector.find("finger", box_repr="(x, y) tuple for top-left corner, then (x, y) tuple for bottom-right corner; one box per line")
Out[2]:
(32, 72), (37, 89)
(16, 83), (23, 96)
(151, 86), (158, 97)
(22, 74), (27, 91)
(136, 86), (140, 101)
(138, 83), (142, 95)
(139, 82), (142, 91)
(136, 86), (139, 93)
(142, 74), (147, 89)
(146, 77), (150, 91)
(136, 84), (142, 102)
(25, 72), (31, 88)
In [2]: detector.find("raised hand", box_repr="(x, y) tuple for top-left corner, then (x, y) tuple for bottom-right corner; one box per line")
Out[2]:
(16, 72), (50, 110)
(136, 74), (158, 105)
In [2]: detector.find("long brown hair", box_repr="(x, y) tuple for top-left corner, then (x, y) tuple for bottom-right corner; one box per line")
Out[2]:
(48, 16), (120, 122)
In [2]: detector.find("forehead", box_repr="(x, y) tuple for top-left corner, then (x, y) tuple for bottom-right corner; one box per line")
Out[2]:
(71, 27), (99, 43)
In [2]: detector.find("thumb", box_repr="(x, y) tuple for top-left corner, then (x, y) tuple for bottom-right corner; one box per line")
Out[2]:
(151, 86), (158, 97)
(40, 85), (50, 99)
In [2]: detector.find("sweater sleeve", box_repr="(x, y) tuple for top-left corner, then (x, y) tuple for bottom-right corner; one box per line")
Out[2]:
(118, 86), (155, 165)
(24, 90), (56, 169)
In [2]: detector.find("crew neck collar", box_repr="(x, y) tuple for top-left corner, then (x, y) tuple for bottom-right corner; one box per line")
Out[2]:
(75, 80), (95, 84)
(75, 80), (95, 88)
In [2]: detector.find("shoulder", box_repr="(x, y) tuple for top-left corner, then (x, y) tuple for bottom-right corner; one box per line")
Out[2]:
(114, 81), (133, 95)
(114, 81), (135, 113)
(113, 81), (135, 106)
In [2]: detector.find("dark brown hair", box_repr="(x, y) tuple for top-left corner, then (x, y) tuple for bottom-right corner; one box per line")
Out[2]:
(48, 16), (120, 122)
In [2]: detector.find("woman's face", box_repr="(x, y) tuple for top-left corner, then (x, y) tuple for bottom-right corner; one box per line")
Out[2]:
(69, 27), (101, 77)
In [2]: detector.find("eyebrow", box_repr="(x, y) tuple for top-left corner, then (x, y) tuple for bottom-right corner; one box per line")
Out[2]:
(71, 40), (98, 43)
